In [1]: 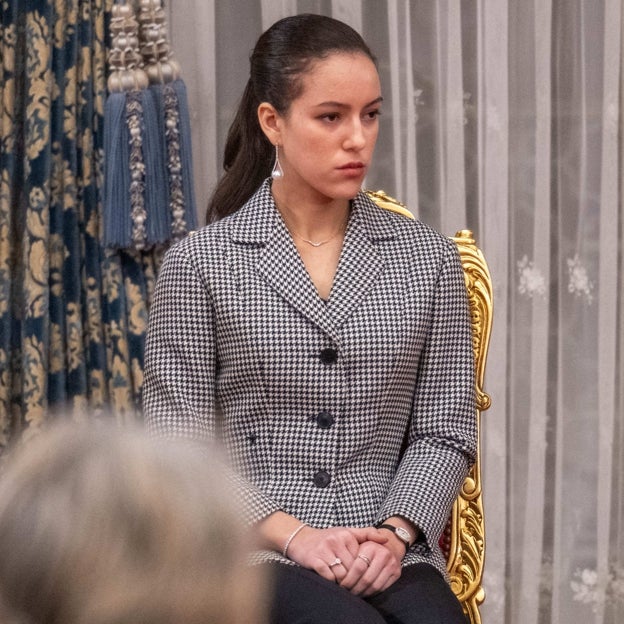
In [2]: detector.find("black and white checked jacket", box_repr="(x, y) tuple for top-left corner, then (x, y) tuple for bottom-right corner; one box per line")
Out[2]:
(143, 180), (476, 575)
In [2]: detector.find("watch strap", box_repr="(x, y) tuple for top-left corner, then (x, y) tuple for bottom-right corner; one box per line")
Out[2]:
(377, 523), (411, 552)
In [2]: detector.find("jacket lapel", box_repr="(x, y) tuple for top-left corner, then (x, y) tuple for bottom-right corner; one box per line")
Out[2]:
(229, 182), (338, 339)
(327, 193), (395, 330)
(228, 183), (398, 338)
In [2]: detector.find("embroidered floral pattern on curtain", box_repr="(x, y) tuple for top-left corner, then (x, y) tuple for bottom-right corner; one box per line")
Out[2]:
(0, 0), (163, 449)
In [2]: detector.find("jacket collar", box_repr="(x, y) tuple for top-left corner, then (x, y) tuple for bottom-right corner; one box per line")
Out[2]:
(228, 180), (399, 337)
(229, 180), (398, 244)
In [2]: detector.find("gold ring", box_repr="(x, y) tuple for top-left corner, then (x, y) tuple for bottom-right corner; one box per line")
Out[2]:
(358, 554), (372, 567)
(328, 557), (342, 568)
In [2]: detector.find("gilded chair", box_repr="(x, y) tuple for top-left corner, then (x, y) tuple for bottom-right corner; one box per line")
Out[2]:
(366, 190), (493, 624)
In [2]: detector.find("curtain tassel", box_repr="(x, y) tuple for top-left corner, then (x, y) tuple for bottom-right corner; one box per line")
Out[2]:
(104, 2), (168, 250)
(138, 0), (197, 242)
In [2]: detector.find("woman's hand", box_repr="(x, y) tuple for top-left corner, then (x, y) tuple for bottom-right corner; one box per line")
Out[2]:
(339, 537), (404, 596)
(286, 526), (389, 584)
(256, 512), (402, 592)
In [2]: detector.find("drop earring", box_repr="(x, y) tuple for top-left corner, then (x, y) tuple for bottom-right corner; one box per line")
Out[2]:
(271, 145), (284, 179)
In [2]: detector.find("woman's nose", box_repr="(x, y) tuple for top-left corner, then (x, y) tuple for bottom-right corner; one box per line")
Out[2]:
(343, 118), (366, 150)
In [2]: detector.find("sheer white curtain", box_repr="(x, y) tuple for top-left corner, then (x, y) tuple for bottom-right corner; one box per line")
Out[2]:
(167, 1), (624, 621)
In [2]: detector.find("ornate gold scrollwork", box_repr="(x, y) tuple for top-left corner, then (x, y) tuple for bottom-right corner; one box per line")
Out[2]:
(446, 230), (493, 624)
(365, 190), (416, 220)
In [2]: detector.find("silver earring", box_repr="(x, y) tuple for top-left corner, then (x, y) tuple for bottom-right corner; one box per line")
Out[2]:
(271, 145), (284, 179)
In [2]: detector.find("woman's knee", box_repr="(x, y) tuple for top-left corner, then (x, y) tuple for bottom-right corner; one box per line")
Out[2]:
(366, 563), (468, 624)
(266, 563), (386, 624)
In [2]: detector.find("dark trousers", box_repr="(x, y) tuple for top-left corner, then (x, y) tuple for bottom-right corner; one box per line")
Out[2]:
(265, 562), (469, 624)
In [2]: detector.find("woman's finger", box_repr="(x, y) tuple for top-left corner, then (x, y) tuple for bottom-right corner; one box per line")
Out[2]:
(339, 550), (375, 590)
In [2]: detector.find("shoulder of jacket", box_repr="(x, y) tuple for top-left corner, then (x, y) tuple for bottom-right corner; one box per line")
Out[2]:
(165, 221), (229, 262)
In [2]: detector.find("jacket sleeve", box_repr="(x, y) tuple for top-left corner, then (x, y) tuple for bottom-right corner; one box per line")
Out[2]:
(376, 239), (477, 552)
(142, 241), (282, 526)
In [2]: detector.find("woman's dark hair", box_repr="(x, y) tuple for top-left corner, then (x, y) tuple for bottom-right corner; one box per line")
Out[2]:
(206, 13), (376, 221)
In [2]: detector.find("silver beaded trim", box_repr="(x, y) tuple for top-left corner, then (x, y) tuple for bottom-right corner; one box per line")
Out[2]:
(163, 84), (187, 240)
(126, 92), (147, 250)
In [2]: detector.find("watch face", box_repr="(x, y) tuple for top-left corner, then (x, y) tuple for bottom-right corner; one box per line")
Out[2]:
(395, 527), (411, 543)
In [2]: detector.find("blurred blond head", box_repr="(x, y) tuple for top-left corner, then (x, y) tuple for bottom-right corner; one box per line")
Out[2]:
(0, 421), (266, 624)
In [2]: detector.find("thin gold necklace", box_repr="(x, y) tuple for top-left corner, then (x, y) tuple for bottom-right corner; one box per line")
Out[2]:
(291, 226), (345, 247)
(275, 197), (350, 247)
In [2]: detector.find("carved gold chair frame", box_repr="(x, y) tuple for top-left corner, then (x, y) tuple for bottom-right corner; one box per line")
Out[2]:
(366, 190), (493, 624)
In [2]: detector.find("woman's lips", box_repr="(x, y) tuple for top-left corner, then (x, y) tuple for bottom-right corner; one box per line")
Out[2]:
(338, 162), (365, 170)
(337, 162), (366, 177)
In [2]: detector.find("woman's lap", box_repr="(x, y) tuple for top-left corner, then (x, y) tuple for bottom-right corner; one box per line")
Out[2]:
(265, 562), (468, 624)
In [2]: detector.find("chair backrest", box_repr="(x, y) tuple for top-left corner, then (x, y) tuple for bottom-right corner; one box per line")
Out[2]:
(366, 191), (493, 624)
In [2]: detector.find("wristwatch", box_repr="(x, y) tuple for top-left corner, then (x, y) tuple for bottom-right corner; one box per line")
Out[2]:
(377, 523), (412, 552)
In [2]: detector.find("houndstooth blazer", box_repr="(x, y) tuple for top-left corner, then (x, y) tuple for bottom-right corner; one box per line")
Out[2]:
(143, 180), (477, 576)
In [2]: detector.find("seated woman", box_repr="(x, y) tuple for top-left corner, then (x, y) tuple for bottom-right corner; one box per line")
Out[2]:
(144, 13), (475, 624)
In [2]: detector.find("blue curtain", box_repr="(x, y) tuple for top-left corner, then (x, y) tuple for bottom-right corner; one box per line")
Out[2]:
(0, 0), (164, 449)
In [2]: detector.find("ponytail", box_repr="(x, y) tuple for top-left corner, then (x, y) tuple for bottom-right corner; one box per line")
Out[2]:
(206, 81), (273, 222)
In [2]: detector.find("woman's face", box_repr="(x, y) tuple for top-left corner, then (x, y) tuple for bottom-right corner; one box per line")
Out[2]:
(273, 52), (382, 204)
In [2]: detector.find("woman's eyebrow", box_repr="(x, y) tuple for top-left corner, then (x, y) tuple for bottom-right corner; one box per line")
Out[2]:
(314, 96), (384, 109)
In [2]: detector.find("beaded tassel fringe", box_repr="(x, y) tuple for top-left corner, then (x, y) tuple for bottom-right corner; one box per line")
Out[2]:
(103, 0), (196, 250)
(137, 0), (197, 242)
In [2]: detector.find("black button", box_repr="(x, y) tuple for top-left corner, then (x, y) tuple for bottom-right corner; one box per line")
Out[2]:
(313, 470), (331, 488)
(319, 348), (337, 364)
(316, 411), (334, 429)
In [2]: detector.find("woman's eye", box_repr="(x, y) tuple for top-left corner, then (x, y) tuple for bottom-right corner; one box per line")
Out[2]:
(321, 113), (340, 122)
(364, 109), (381, 120)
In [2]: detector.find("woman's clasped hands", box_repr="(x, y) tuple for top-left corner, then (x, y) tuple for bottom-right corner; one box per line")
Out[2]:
(286, 525), (404, 597)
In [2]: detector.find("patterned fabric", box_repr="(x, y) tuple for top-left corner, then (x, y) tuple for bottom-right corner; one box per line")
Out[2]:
(0, 0), (163, 449)
(143, 180), (476, 576)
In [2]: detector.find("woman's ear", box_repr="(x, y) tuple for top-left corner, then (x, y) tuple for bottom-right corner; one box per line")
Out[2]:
(257, 102), (282, 145)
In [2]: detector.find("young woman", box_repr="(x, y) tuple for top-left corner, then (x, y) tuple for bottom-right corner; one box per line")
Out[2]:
(144, 13), (474, 624)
